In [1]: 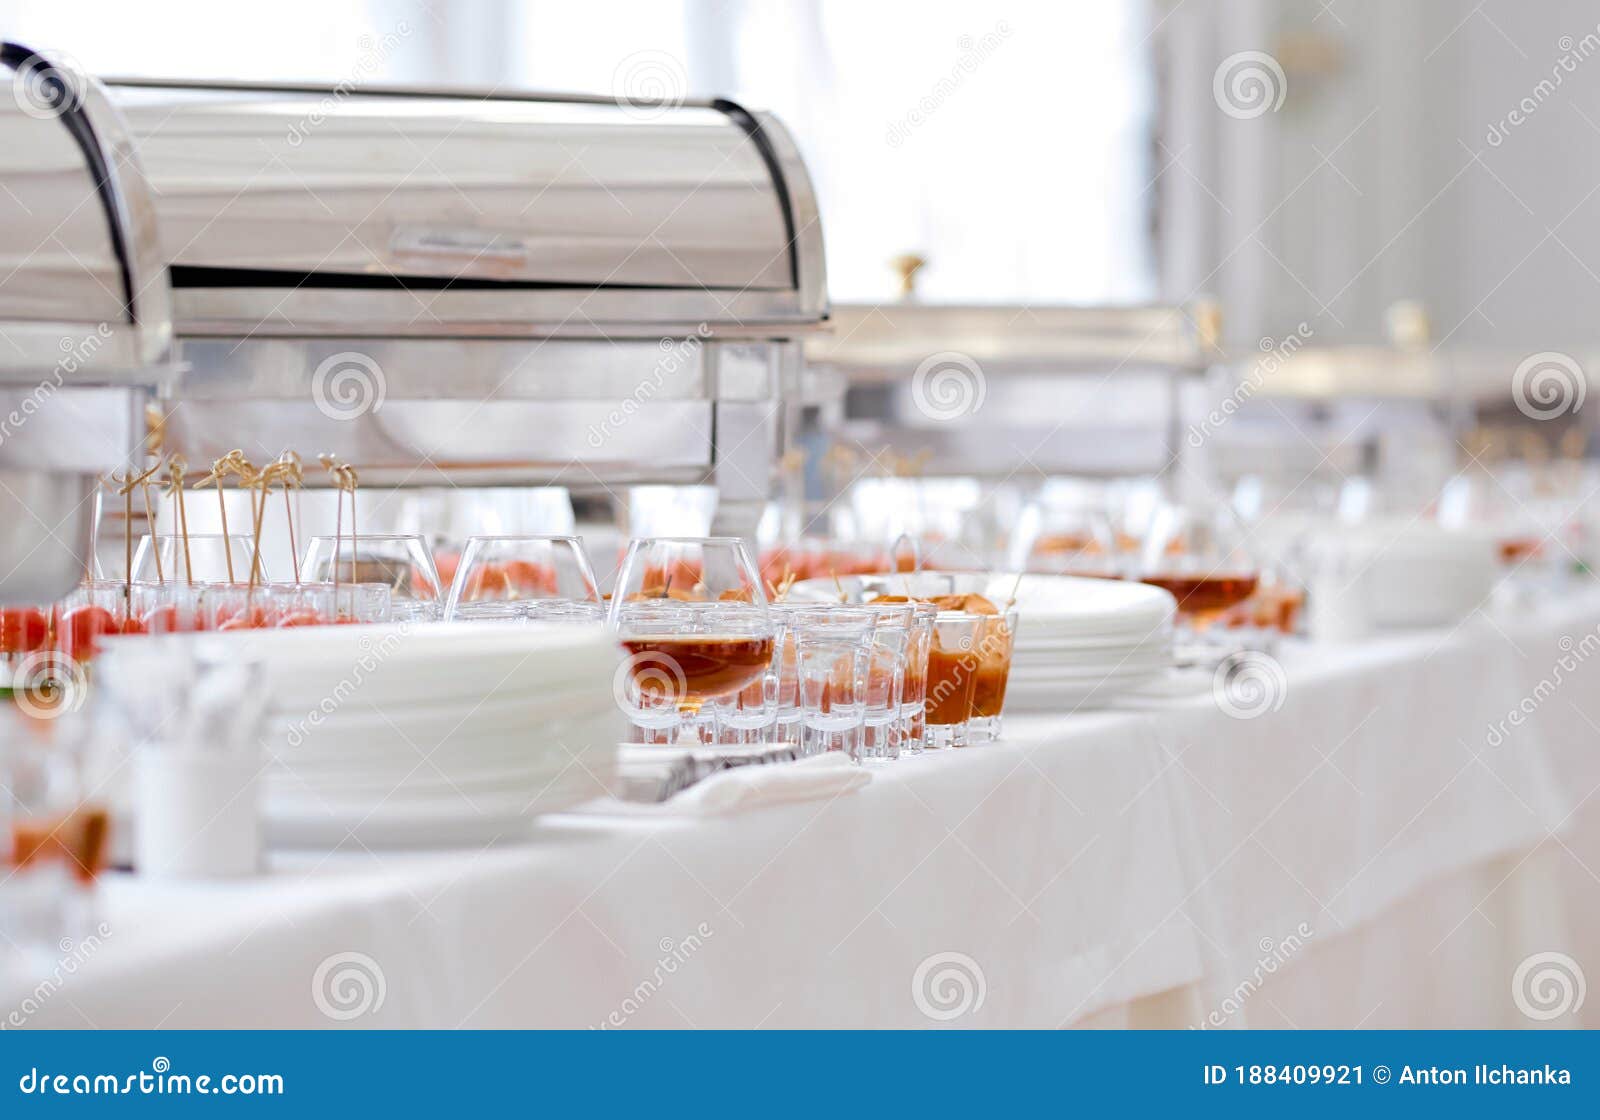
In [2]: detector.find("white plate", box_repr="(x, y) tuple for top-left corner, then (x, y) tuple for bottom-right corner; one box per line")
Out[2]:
(1013, 645), (1172, 666)
(266, 710), (619, 775)
(104, 621), (620, 713)
(791, 570), (1176, 631)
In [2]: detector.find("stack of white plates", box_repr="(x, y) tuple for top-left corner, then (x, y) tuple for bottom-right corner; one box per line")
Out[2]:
(791, 571), (1177, 711)
(109, 623), (622, 848)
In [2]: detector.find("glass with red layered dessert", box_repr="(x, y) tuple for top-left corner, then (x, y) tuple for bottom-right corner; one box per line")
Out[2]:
(442, 535), (602, 622)
(304, 534), (442, 622)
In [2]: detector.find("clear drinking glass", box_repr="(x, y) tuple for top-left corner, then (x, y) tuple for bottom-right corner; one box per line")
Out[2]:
(1, 603), (53, 690)
(609, 539), (773, 745)
(895, 602), (937, 753)
(713, 611), (787, 748)
(924, 612), (982, 749)
(332, 583), (394, 625)
(967, 608), (1019, 744)
(613, 601), (775, 747)
(52, 582), (133, 661)
(607, 536), (766, 607)
(0, 714), (104, 957)
(857, 603), (913, 760)
(304, 534), (443, 622)
(1135, 503), (1260, 638)
(768, 603), (809, 748)
(132, 534), (264, 586)
(443, 535), (601, 621)
(789, 608), (876, 760)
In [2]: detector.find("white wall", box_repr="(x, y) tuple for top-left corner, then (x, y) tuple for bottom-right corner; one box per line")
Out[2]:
(1159, 0), (1600, 353)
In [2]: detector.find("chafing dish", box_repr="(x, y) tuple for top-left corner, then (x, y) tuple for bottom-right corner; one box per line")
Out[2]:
(802, 299), (1219, 480)
(0, 44), (171, 602)
(102, 79), (827, 537)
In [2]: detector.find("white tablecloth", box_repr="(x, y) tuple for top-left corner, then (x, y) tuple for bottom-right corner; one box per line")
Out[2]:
(9, 594), (1600, 1028)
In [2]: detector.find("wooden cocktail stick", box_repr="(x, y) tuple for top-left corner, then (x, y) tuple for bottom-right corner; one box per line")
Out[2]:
(165, 457), (193, 585)
(195, 455), (238, 583)
(244, 461), (281, 591)
(342, 464), (360, 585)
(119, 461), (165, 584)
(139, 469), (163, 583)
(276, 451), (304, 583)
(319, 454), (345, 593)
(108, 470), (136, 605)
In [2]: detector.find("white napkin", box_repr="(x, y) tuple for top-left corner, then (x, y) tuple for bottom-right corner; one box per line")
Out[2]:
(670, 753), (872, 816)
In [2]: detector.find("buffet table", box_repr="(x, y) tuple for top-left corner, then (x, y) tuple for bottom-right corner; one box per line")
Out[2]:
(11, 593), (1600, 1029)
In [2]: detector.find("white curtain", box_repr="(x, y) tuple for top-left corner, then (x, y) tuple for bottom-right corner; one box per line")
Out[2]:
(2, 0), (1156, 304)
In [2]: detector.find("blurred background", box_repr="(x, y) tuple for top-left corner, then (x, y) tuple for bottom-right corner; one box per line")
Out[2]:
(8, 0), (1600, 572)
(10, 0), (1599, 343)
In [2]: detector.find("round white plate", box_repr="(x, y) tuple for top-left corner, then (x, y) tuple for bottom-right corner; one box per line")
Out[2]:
(791, 570), (1176, 631)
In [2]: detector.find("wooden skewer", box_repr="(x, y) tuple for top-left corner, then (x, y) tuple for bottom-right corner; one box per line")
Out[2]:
(117, 461), (164, 585)
(319, 455), (345, 594)
(195, 455), (237, 583)
(245, 462), (277, 592)
(165, 457), (193, 585)
(343, 464), (360, 586)
(277, 451), (304, 583)
(108, 470), (136, 608)
(139, 473), (163, 584)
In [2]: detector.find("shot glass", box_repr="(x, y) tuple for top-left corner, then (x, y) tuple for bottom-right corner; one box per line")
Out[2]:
(790, 609), (875, 760)
(899, 602), (937, 752)
(924, 612), (982, 749)
(858, 603), (914, 761)
(966, 608), (1019, 744)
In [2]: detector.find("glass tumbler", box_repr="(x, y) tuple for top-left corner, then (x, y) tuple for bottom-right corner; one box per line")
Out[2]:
(967, 608), (1019, 744)
(790, 609), (876, 760)
(924, 612), (982, 749)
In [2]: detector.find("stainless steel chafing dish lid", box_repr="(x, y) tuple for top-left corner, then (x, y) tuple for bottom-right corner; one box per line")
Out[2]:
(808, 302), (1218, 376)
(0, 44), (172, 379)
(103, 80), (827, 338)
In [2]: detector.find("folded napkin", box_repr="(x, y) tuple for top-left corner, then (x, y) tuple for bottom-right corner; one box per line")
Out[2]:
(668, 752), (872, 816)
